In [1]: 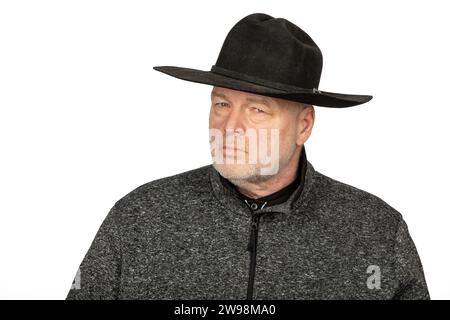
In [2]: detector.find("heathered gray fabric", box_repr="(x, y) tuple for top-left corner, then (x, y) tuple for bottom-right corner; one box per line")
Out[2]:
(66, 160), (430, 300)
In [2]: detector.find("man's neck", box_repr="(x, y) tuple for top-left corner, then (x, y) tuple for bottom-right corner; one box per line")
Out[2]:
(234, 148), (302, 199)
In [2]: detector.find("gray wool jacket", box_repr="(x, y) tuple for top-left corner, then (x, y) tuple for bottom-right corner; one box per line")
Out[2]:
(66, 148), (430, 300)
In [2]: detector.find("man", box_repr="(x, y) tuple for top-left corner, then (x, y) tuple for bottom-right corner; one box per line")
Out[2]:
(67, 13), (429, 299)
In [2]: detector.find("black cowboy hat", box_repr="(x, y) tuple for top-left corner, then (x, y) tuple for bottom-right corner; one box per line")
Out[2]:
(153, 13), (372, 108)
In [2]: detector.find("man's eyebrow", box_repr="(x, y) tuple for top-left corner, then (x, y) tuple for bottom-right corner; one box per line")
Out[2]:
(211, 90), (228, 100)
(211, 90), (271, 106)
(244, 96), (270, 106)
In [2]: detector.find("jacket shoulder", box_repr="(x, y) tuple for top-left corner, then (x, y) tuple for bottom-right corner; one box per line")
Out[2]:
(311, 169), (403, 228)
(112, 164), (213, 213)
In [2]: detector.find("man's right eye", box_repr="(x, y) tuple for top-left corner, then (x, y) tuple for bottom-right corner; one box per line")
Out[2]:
(214, 102), (230, 108)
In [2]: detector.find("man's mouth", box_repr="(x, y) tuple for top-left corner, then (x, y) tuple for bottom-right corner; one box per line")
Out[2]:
(222, 146), (247, 156)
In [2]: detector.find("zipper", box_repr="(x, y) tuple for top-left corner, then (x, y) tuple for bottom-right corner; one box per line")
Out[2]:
(246, 213), (261, 299)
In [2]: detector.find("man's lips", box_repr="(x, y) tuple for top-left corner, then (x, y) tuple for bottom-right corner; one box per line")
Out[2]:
(223, 146), (247, 154)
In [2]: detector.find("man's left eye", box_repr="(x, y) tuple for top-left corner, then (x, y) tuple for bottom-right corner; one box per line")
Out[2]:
(253, 107), (266, 113)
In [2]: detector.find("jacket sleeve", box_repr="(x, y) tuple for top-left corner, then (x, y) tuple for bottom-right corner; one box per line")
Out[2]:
(392, 218), (430, 300)
(66, 205), (122, 300)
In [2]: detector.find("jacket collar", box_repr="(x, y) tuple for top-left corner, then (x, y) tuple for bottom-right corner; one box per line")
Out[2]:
(209, 145), (316, 218)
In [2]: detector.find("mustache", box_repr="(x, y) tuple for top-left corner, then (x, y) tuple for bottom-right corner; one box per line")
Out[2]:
(209, 135), (248, 151)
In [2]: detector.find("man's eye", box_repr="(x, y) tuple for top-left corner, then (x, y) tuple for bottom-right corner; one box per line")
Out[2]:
(215, 102), (230, 108)
(252, 107), (266, 113)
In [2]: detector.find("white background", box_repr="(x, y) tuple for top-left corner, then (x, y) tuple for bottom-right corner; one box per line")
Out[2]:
(1, 0), (449, 299)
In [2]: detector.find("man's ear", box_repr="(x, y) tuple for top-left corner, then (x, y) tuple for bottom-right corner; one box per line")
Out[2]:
(296, 105), (315, 146)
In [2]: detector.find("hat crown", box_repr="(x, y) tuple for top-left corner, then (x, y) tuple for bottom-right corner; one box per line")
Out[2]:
(213, 13), (323, 90)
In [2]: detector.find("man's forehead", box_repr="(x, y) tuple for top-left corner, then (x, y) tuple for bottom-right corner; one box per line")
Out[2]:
(211, 87), (273, 105)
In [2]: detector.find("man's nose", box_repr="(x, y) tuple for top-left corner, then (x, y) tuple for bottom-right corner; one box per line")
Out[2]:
(224, 107), (245, 133)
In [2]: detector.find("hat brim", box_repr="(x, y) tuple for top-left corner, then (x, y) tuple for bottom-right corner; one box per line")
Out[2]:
(153, 66), (372, 108)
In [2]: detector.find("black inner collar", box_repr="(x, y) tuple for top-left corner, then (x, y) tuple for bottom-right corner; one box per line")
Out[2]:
(219, 145), (307, 209)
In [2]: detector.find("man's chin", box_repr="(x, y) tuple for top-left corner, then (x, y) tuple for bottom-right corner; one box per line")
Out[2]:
(212, 163), (258, 180)
(212, 163), (273, 184)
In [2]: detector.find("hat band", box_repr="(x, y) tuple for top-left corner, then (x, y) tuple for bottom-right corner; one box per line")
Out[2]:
(210, 65), (317, 94)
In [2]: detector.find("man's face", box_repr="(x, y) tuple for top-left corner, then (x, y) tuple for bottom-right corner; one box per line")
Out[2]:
(209, 86), (313, 184)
